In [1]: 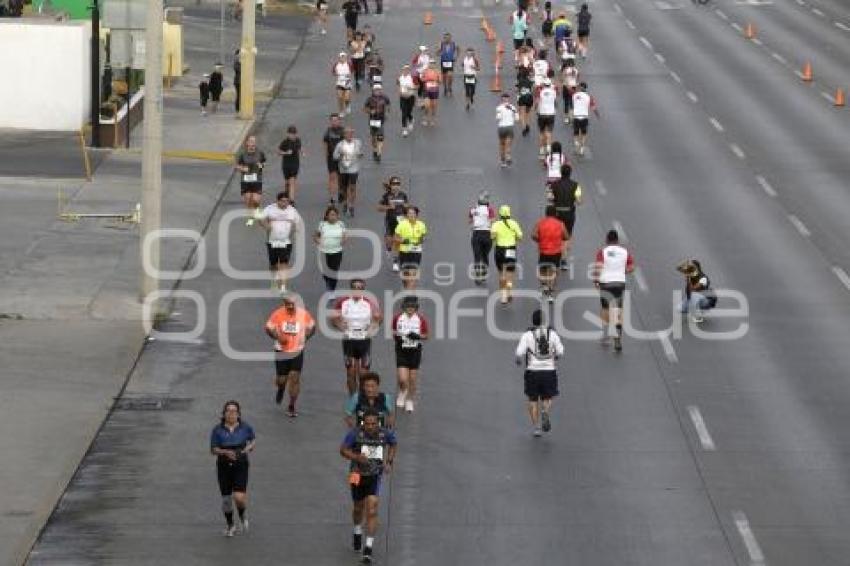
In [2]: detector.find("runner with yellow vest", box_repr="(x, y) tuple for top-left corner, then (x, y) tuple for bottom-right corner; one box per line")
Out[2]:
(394, 206), (428, 290)
(490, 205), (523, 305)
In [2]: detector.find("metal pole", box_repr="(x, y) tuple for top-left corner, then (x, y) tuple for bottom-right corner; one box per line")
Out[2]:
(238, 0), (255, 119)
(90, 0), (101, 147)
(141, 0), (163, 314)
(125, 65), (131, 149)
(219, 0), (225, 66)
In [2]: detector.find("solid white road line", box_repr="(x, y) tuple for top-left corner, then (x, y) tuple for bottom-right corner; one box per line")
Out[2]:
(832, 266), (850, 291)
(755, 175), (777, 197)
(716, 9), (728, 19)
(788, 214), (811, 237)
(836, 22), (850, 31)
(730, 143), (746, 159)
(687, 406), (716, 450)
(594, 179), (608, 196)
(634, 267), (649, 293)
(733, 511), (766, 565)
(639, 36), (653, 50)
(709, 117), (725, 132)
(731, 22), (743, 32)
(686, 91), (699, 103)
(655, 52), (666, 64)
(812, 7), (825, 16)
(670, 71), (682, 83)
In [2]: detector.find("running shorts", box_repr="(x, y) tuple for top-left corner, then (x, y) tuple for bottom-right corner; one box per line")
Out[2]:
(267, 243), (292, 267)
(274, 351), (304, 375)
(573, 117), (589, 135)
(524, 370), (559, 401)
(598, 282), (626, 309)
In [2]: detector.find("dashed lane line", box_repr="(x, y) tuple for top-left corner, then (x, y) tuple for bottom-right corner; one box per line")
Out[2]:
(709, 117), (725, 132)
(686, 90), (699, 103)
(730, 143), (746, 160)
(670, 70), (682, 84)
(832, 266), (850, 291)
(788, 214), (811, 237)
(755, 175), (778, 197)
(594, 180), (608, 196)
(687, 406), (716, 450)
(733, 511), (767, 565)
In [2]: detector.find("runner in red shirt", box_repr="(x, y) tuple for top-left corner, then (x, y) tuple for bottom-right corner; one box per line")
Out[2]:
(532, 205), (568, 302)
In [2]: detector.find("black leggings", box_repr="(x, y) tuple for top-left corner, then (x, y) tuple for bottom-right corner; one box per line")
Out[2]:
(352, 58), (366, 83)
(471, 230), (492, 278)
(400, 96), (415, 128)
(464, 81), (476, 100)
(563, 89), (572, 113)
(322, 251), (343, 290)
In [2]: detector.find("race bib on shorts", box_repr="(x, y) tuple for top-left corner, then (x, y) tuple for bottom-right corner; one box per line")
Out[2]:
(243, 173), (258, 183)
(442, 61), (452, 69)
(504, 248), (517, 259)
(464, 75), (476, 84)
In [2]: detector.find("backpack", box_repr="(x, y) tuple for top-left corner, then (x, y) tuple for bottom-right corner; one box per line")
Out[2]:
(531, 327), (554, 359)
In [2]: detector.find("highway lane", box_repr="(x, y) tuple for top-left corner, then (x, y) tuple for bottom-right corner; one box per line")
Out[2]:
(27, 1), (850, 565)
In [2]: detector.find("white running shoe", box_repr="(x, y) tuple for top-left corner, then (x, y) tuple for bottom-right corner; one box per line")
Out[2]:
(402, 128), (408, 137)
(240, 518), (249, 533)
(392, 262), (400, 272)
(396, 390), (406, 408)
(405, 399), (414, 412)
(224, 525), (236, 537)
(245, 218), (255, 226)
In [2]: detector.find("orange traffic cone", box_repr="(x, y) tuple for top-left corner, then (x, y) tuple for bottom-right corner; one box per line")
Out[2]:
(835, 88), (846, 107)
(744, 23), (756, 39)
(486, 27), (496, 42)
(424, 11), (433, 25)
(481, 17), (488, 31)
(801, 61), (813, 82)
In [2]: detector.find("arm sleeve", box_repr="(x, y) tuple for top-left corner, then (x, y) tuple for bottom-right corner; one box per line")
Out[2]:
(552, 333), (565, 357)
(342, 429), (357, 449)
(245, 424), (256, 442)
(626, 253), (635, 271)
(385, 430), (398, 446)
(419, 316), (430, 336)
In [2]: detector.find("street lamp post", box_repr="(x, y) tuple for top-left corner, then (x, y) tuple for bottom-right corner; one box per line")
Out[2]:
(90, 0), (101, 147)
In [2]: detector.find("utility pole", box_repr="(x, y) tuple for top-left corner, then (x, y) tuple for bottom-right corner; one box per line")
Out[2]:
(238, 0), (255, 119)
(140, 0), (163, 315)
(219, 0), (225, 66)
(90, 0), (101, 147)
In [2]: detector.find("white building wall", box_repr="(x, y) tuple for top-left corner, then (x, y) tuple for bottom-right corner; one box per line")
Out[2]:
(0, 21), (91, 131)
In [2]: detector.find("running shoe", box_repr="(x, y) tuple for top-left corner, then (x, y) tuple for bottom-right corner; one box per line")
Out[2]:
(392, 261), (400, 272)
(245, 218), (255, 226)
(353, 533), (363, 551)
(287, 406), (298, 418)
(533, 428), (543, 437)
(396, 390), (406, 408)
(240, 518), (249, 533)
(275, 387), (284, 405)
(613, 335), (622, 352)
(362, 546), (373, 564)
(541, 411), (551, 432)
(224, 525), (237, 537)
(405, 399), (414, 413)
(402, 128), (409, 137)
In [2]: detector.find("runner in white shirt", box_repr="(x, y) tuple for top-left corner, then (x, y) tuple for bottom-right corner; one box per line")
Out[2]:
(461, 48), (481, 111)
(560, 59), (579, 123)
(332, 279), (383, 395)
(495, 93), (519, 167)
(532, 51), (551, 87)
(333, 52), (353, 116)
(571, 81), (600, 156)
(412, 46), (431, 108)
(592, 229), (634, 352)
(535, 77), (558, 159)
(515, 309), (564, 436)
(468, 190), (495, 285)
(543, 141), (567, 185)
(397, 65), (417, 137)
(259, 192), (303, 293)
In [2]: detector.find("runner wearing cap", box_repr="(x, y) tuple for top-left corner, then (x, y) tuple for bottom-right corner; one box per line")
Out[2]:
(397, 64), (417, 137)
(491, 205), (524, 305)
(392, 296), (429, 412)
(411, 46), (431, 109)
(420, 61), (441, 127)
(535, 76), (558, 160)
(363, 83), (391, 162)
(469, 191), (495, 285)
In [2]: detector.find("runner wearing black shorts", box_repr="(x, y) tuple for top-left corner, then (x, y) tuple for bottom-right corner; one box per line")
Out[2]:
(210, 401), (256, 537)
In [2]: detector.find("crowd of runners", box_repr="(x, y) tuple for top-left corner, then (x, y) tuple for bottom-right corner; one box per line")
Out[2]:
(212, 1), (718, 562)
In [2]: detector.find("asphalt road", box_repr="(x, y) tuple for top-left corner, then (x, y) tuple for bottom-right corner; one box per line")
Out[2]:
(27, 0), (850, 565)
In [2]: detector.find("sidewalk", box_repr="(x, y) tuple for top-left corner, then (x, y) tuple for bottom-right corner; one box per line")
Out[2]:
(0, 8), (309, 566)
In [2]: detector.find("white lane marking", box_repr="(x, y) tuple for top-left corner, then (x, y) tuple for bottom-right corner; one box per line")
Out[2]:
(639, 36), (653, 50)
(812, 7), (825, 16)
(709, 117), (725, 132)
(655, 52), (666, 64)
(733, 511), (766, 565)
(730, 143), (746, 159)
(716, 8), (728, 19)
(613, 2), (623, 14)
(832, 266), (850, 291)
(595, 179), (608, 196)
(659, 331), (678, 363)
(752, 37), (763, 45)
(612, 220), (628, 242)
(687, 406), (716, 450)
(836, 22), (850, 31)
(771, 52), (787, 64)
(686, 90), (699, 103)
(820, 91), (836, 103)
(788, 214), (811, 237)
(755, 175), (777, 197)
(670, 70), (682, 83)
(634, 267), (649, 293)
(731, 22), (743, 32)
(794, 69), (806, 79)
(625, 18), (636, 29)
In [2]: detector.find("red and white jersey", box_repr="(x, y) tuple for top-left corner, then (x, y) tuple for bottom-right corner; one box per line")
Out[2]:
(562, 67), (579, 89)
(595, 245), (634, 284)
(469, 204), (496, 231)
(334, 296), (379, 339)
(538, 86), (558, 115)
(334, 62), (352, 87)
(392, 312), (429, 348)
(545, 152), (566, 180)
(572, 91), (597, 119)
(532, 59), (550, 86)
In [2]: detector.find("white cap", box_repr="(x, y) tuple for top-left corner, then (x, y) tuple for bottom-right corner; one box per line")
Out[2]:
(543, 78), (552, 86)
(419, 45), (428, 51)
(339, 51), (347, 57)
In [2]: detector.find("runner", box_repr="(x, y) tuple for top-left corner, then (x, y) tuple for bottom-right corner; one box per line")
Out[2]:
(397, 64), (416, 136)
(461, 47), (481, 111)
(333, 127), (364, 217)
(340, 410), (397, 564)
(392, 296), (429, 412)
(511, 7), (529, 61)
(420, 61), (441, 126)
(259, 192), (302, 293)
(544, 140), (567, 185)
(592, 229), (634, 352)
(552, 11), (572, 45)
(572, 82), (601, 156)
(532, 49), (551, 88)
(411, 46), (431, 109)
(548, 163), (582, 270)
(315, 0), (328, 35)
(576, 3), (592, 58)
(377, 176), (408, 272)
(210, 400), (256, 537)
(333, 279), (383, 396)
(559, 58), (579, 123)
(496, 92), (519, 167)
(516, 70), (534, 137)
(535, 76), (558, 160)
(438, 32), (458, 97)
(469, 190), (495, 285)
(491, 205), (523, 305)
(313, 205), (347, 291)
(234, 135), (266, 226)
(332, 52), (353, 115)
(265, 295), (316, 416)
(532, 205), (568, 301)
(365, 48), (384, 90)
(344, 372), (395, 429)
(341, 0), (359, 41)
(515, 310), (564, 436)
(363, 83), (390, 162)
(277, 125), (305, 202)
(394, 206), (428, 290)
(541, 1), (554, 45)
(322, 113), (345, 204)
(349, 31), (367, 91)
(517, 41), (535, 76)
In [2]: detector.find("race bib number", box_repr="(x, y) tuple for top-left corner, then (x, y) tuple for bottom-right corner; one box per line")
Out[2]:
(242, 173), (258, 183)
(282, 322), (299, 335)
(337, 77), (351, 88)
(270, 241), (288, 249)
(442, 61), (452, 69)
(360, 444), (384, 461)
(369, 119), (382, 128)
(464, 75), (476, 84)
(347, 327), (367, 340)
(401, 336), (419, 349)
(504, 248), (517, 259)
(426, 81), (438, 90)
(372, 75), (382, 83)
